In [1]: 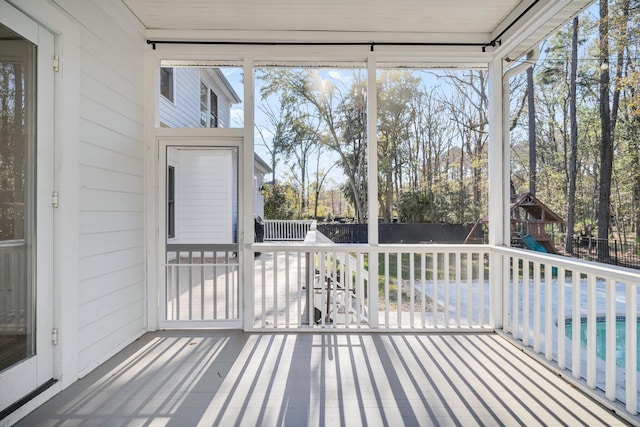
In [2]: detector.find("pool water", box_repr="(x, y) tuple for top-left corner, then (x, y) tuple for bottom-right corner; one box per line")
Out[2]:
(565, 318), (640, 372)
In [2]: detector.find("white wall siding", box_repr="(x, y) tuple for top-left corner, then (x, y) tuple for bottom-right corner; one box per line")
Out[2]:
(159, 68), (236, 128)
(53, 0), (146, 376)
(173, 149), (234, 243)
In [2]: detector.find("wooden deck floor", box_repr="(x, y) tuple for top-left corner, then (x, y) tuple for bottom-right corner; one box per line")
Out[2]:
(16, 331), (634, 426)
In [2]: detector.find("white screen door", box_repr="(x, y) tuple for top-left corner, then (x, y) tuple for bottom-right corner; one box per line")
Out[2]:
(160, 141), (242, 328)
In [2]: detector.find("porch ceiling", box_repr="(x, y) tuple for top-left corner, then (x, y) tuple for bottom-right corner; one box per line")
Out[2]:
(122, 0), (590, 57)
(123, 0), (520, 36)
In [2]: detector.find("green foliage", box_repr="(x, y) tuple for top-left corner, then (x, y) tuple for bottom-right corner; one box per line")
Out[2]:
(263, 184), (294, 220)
(397, 189), (432, 223)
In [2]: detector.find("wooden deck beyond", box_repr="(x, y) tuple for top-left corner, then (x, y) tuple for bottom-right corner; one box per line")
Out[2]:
(16, 331), (633, 426)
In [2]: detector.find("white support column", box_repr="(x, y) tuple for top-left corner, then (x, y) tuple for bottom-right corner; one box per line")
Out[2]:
(242, 56), (256, 330)
(488, 55), (506, 328)
(145, 51), (160, 332)
(367, 55), (379, 328)
(367, 55), (378, 245)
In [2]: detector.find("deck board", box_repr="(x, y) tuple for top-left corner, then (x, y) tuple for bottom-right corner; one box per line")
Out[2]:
(16, 331), (633, 426)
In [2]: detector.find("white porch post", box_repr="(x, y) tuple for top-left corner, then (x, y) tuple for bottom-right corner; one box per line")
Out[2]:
(242, 56), (256, 330)
(367, 55), (379, 328)
(488, 55), (506, 329)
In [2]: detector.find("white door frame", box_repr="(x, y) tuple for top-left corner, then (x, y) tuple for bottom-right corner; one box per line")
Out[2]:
(0, 1), (55, 411)
(157, 132), (245, 329)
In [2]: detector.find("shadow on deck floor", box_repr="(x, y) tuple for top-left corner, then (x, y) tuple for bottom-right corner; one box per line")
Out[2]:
(16, 331), (633, 426)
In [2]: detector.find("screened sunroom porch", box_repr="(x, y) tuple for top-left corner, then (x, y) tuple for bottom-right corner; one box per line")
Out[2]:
(1, 0), (639, 425)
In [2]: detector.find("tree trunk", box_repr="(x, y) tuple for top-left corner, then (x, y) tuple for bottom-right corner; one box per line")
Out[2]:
(565, 17), (579, 254)
(597, 0), (613, 262)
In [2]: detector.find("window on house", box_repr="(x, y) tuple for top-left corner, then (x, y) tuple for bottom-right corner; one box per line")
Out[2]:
(200, 81), (208, 127)
(209, 89), (218, 127)
(160, 67), (174, 101)
(200, 82), (219, 128)
(167, 165), (175, 239)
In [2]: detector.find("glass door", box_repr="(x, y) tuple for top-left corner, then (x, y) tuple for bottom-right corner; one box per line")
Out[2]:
(0, 7), (54, 411)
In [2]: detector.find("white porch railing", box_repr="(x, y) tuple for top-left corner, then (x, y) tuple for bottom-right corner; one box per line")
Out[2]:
(251, 231), (639, 418)
(252, 240), (492, 330)
(495, 246), (639, 415)
(263, 219), (315, 241)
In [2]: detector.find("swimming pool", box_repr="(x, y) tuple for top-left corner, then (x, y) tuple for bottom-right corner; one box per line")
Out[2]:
(565, 316), (640, 372)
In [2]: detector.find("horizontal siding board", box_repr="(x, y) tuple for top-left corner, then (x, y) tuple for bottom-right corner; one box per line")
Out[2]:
(80, 50), (143, 110)
(79, 246), (144, 282)
(78, 280), (144, 326)
(80, 71), (142, 122)
(78, 300), (145, 374)
(80, 144), (144, 176)
(79, 188), (144, 212)
(80, 211), (144, 234)
(80, 229), (145, 258)
(79, 121), (144, 160)
(80, 95), (143, 139)
(79, 165), (143, 194)
(78, 264), (145, 305)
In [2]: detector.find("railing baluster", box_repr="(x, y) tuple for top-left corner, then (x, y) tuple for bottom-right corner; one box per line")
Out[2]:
(444, 252), (450, 327)
(572, 270), (581, 379)
(200, 251), (205, 320)
(397, 252), (402, 327)
(467, 252), (473, 327)
(558, 267), (566, 370)
(410, 251), (415, 328)
(513, 256), (519, 341)
(455, 252), (461, 328)
(176, 252), (181, 320)
(385, 253), (390, 328)
(285, 251), (290, 327)
(533, 261), (541, 352)
(297, 252), (302, 328)
(421, 252), (426, 328)
(273, 251), (278, 327)
(586, 274), (596, 388)
(432, 252), (438, 328)
(605, 278), (615, 400)
(544, 262), (553, 361)
(356, 253), (363, 328)
(625, 283), (637, 414)
(213, 251), (219, 319)
(261, 255), (266, 328)
(503, 255), (511, 331)
(332, 250), (338, 327)
(188, 251), (193, 320)
(522, 259), (529, 346)
(307, 251), (313, 327)
(224, 250), (231, 319)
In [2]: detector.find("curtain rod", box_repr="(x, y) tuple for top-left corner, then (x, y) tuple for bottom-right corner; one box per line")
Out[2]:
(146, 40), (493, 52)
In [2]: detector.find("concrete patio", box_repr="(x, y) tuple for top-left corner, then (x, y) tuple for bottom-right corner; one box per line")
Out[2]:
(16, 330), (631, 426)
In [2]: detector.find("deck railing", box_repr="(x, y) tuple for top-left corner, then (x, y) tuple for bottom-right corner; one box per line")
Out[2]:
(251, 229), (639, 417)
(165, 243), (239, 323)
(252, 240), (492, 330)
(263, 220), (315, 241)
(495, 246), (639, 415)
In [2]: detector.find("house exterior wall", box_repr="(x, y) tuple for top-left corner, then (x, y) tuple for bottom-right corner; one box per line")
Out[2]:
(159, 68), (234, 128)
(51, 0), (147, 376)
(170, 148), (235, 244)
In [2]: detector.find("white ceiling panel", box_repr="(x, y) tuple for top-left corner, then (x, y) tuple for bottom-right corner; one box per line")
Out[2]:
(122, 0), (520, 35)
